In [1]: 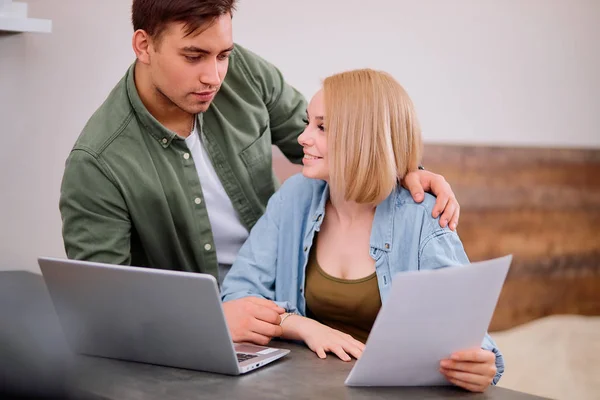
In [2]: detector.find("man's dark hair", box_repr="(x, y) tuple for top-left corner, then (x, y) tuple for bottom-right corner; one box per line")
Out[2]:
(132, 0), (237, 41)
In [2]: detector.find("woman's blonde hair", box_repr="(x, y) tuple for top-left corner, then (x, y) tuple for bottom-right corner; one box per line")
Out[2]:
(324, 69), (422, 204)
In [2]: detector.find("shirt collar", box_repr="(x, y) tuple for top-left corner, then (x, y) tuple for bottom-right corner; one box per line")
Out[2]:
(126, 61), (199, 148)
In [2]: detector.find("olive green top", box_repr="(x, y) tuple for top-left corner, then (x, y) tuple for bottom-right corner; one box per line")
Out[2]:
(304, 236), (382, 343)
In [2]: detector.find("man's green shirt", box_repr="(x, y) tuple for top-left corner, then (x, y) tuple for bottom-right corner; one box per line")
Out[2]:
(60, 45), (306, 278)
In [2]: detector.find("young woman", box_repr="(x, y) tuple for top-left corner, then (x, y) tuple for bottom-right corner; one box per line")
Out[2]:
(221, 69), (503, 392)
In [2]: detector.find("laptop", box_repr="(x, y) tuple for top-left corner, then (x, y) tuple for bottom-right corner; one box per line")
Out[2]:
(37, 257), (290, 375)
(345, 255), (512, 386)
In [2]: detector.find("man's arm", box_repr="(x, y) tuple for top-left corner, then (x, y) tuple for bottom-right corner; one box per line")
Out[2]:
(263, 66), (306, 164)
(234, 45), (306, 164)
(59, 149), (131, 264)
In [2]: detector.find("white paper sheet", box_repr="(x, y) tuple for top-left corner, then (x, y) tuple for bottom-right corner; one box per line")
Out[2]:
(345, 255), (512, 387)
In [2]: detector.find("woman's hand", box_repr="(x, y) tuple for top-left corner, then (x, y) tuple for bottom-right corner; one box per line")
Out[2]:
(439, 348), (497, 392)
(281, 315), (365, 361)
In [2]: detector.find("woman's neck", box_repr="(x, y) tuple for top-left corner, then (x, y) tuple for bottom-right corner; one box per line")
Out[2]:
(327, 189), (376, 227)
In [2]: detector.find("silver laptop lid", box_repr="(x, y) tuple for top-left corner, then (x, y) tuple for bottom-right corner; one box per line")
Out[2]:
(38, 257), (241, 375)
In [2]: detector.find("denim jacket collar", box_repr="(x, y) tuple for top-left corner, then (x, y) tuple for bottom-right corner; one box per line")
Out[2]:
(371, 188), (397, 252)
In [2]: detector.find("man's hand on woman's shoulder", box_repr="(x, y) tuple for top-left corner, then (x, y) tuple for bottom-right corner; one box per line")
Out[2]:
(402, 169), (460, 231)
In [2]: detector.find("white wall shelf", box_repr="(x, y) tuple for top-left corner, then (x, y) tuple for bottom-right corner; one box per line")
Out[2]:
(0, 0), (52, 33)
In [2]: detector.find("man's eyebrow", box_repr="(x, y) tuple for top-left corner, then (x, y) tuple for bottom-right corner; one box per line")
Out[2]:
(182, 46), (209, 53)
(181, 45), (235, 53)
(221, 44), (235, 53)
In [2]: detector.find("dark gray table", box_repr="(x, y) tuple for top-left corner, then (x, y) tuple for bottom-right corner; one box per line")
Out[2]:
(69, 340), (550, 400)
(1, 271), (550, 400)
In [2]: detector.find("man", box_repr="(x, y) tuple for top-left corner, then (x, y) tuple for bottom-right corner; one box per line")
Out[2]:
(60, 0), (460, 345)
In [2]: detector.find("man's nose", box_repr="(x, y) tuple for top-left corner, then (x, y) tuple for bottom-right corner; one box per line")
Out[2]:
(200, 59), (221, 87)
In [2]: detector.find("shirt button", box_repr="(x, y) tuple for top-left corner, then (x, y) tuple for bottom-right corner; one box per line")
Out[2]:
(183, 153), (190, 160)
(162, 138), (168, 144)
(194, 197), (202, 204)
(303, 246), (308, 252)
(204, 244), (212, 251)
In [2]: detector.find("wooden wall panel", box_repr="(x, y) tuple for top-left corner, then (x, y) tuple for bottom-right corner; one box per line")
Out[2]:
(272, 144), (600, 331)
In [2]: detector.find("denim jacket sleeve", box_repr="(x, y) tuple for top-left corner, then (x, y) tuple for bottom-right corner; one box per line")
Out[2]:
(419, 229), (505, 385)
(220, 188), (297, 313)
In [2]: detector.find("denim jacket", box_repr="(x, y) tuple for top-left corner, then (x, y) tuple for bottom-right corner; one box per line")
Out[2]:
(221, 174), (504, 384)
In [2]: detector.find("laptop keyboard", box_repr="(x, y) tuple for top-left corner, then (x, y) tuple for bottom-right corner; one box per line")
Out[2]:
(237, 353), (259, 363)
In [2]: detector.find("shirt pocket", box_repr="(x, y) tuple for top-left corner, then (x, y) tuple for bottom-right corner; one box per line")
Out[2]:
(239, 124), (275, 205)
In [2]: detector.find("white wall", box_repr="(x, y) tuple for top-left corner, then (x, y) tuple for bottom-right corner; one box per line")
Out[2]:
(0, 0), (134, 272)
(1, 0), (598, 272)
(233, 0), (600, 148)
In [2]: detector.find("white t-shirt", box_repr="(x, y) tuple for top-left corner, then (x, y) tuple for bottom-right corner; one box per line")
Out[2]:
(184, 117), (249, 270)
